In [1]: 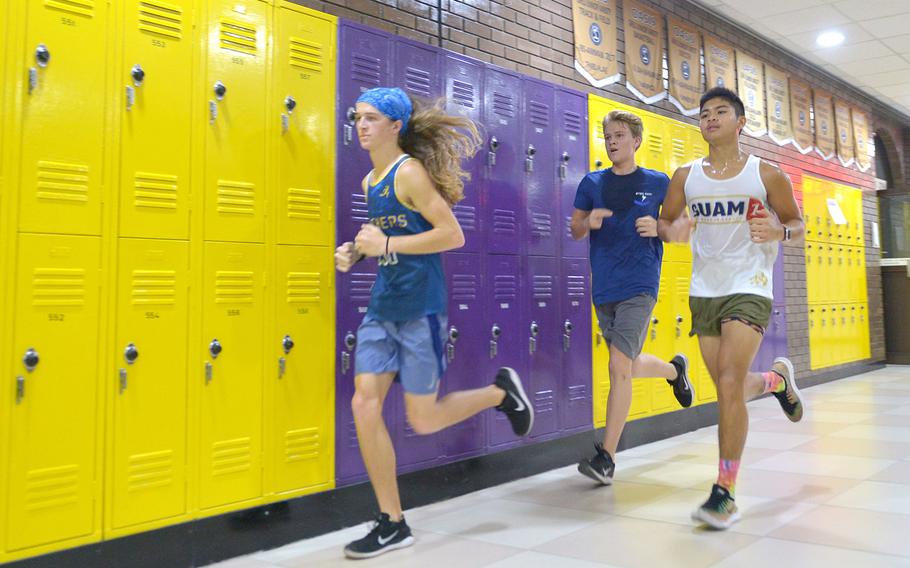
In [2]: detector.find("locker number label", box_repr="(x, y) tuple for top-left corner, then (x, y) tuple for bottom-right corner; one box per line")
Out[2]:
(227, 309), (241, 317)
(48, 313), (65, 322)
(145, 312), (161, 320)
(61, 17), (77, 27)
(232, 57), (245, 66)
(151, 39), (167, 49)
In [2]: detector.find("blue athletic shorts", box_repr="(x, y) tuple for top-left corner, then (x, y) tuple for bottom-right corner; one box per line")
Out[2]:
(354, 314), (447, 395)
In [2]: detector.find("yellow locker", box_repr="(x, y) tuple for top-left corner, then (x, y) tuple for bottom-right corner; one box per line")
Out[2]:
(650, 263), (681, 414)
(858, 303), (870, 359)
(203, 0), (270, 243)
(273, 4), (336, 246)
(588, 95), (608, 171)
(805, 243), (817, 302)
(694, 346), (716, 403)
(5, 234), (102, 553)
(690, 125), (708, 159)
(856, 247), (868, 304)
(808, 306), (820, 370)
(802, 177), (820, 242)
(639, 115), (667, 174)
(834, 246), (846, 301)
(118, 0), (195, 240)
(822, 244), (835, 304)
(16, 0), (109, 236)
(592, 323), (610, 428)
(199, 241), (265, 511)
(268, 245), (334, 497)
(847, 304), (860, 363)
(108, 239), (190, 533)
(666, 121), (690, 174)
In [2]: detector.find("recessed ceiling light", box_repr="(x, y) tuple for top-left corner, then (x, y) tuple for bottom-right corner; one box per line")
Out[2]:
(816, 30), (845, 48)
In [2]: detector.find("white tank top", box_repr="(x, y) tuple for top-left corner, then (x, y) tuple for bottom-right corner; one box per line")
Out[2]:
(684, 155), (778, 299)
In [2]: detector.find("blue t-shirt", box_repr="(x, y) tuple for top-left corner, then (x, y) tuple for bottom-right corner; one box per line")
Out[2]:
(573, 167), (670, 305)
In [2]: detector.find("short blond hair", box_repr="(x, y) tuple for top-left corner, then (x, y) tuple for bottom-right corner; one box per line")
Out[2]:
(603, 110), (643, 139)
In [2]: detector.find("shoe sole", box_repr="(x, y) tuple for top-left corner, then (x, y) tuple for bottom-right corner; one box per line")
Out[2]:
(344, 535), (415, 559)
(674, 353), (694, 408)
(577, 460), (613, 486)
(773, 356), (805, 422)
(690, 507), (741, 530)
(501, 366), (535, 436)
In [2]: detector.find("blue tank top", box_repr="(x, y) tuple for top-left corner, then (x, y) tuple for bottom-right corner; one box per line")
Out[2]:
(366, 155), (447, 321)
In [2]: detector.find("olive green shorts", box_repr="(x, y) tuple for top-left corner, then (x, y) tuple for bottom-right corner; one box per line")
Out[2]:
(688, 294), (772, 337)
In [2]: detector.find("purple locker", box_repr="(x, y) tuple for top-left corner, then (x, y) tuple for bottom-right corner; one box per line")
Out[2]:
(752, 251), (787, 372)
(523, 79), (557, 257)
(441, 252), (486, 459)
(556, 89), (589, 259)
(560, 258), (593, 432)
(486, 255), (526, 449)
(525, 256), (561, 439)
(445, 53), (484, 253)
(771, 244), (785, 304)
(483, 68), (523, 255)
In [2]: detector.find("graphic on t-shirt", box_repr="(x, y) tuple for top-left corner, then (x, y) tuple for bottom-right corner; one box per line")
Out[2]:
(745, 197), (766, 220)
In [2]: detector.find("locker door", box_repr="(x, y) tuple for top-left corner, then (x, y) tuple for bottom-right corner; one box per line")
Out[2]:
(336, 22), (391, 242)
(486, 254), (524, 448)
(847, 304), (859, 363)
(442, 252), (485, 459)
(203, 0), (269, 243)
(199, 242), (264, 509)
(6, 234), (101, 551)
(859, 303), (870, 359)
(592, 307), (611, 427)
(650, 263), (682, 414)
(808, 305), (820, 370)
(17, 1), (109, 235)
(694, 345), (716, 404)
(119, 0), (194, 240)
(639, 116), (668, 174)
(270, 245), (334, 495)
(557, 89), (588, 259)
(857, 247), (868, 304)
(111, 239), (189, 530)
(274, 5), (336, 246)
(526, 256), (560, 437)
(0, 0), (9, 188)
(484, 68), (522, 255)
(667, 121), (690, 174)
(445, 54), (483, 253)
(589, 96), (609, 171)
(523, 79), (557, 257)
(394, 37), (440, 98)
(560, 257), (592, 431)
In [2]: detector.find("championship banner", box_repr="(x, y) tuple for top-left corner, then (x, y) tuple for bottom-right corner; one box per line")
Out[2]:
(572, 0), (620, 87)
(834, 98), (855, 167)
(813, 89), (835, 160)
(667, 16), (701, 116)
(765, 66), (792, 146)
(704, 34), (736, 91)
(623, 0), (665, 104)
(852, 107), (871, 172)
(736, 52), (766, 137)
(789, 78), (814, 154)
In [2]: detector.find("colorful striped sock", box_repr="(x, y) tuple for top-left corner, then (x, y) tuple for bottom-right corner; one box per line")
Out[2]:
(717, 459), (740, 496)
(762, 370), (785, 394)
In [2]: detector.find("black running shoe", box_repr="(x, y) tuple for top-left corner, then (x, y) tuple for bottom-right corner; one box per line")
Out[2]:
(771, 357), (804, 422)
(343, 513), (414, 559)
(577, 442), (615, 485)
(494, 367), (534, 436)
(691, 484), (740, 530)
(668, 353), (694, 408)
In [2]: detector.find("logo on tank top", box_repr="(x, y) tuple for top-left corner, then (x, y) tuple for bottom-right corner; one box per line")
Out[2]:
(689, 198), (746, 223)
(750, 271), (769, 287)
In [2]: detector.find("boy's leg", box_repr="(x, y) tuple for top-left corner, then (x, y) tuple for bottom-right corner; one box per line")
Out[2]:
(602, 344), (634, 456)
(403, 386), (504, 435)
(351, 372), (400, 518)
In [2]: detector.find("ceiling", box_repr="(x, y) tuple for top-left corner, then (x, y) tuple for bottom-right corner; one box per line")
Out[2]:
(691, 0), (910, 119)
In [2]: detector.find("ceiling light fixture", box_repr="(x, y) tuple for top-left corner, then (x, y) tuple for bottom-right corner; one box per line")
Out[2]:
(816, 30), (845, 48)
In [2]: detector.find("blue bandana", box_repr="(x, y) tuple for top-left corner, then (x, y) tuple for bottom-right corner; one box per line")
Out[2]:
(356, 87), (413, 134)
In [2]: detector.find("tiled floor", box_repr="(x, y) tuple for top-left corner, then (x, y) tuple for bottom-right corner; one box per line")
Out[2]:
(213, 366), (910, 567)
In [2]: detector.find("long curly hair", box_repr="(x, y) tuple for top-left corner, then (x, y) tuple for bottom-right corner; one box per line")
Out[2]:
(399, 96), (482, 207)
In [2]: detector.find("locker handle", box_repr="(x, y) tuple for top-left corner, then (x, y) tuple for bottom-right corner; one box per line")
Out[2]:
(344, 106), (355, 145)
(563, 333), (571, 352)
(563, 319), (573, 334)
(205, 361), (213, 384)
(23, 348), (39, 372)
(119, 369), (128, 394)
(530, 321), (539, 336)
(213, 80), (227, 100)
(126, 85), (135, 111)
(131, 64), (145, 86)
(35, 44), (50, 67)
(16, 376), (25, 404)
(529, 336), (537, 355)
(447, 342), (455, 363)
(344, 332), (356, 351)
(282, 335), (294, 354)
(209, 339), (222, 359)
(341, 352), (351, 374)
(491, 324), (502, 339)
(489, 339), (498, 359)
(124, 343), (139, 364)
(278, 357), (286, 379)
(448, 326), (459, 342)
(284, 95), (297, 113)
(28, 68), (38, 95)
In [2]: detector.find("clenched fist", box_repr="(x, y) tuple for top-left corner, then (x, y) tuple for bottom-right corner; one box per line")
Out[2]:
(354, 223), (387, 257)
(588, 208), (614, 230)
(747, 208), (783, 243)
(635, 215), (658, 238)
(335, 242), (360, 273)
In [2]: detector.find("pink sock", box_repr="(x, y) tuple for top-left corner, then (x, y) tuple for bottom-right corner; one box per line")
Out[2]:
(762, 371), (785, 394)
(717, 459), (740, 495)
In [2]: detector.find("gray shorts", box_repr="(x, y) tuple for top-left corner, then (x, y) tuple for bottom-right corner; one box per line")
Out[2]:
(595, 293), (656, 360)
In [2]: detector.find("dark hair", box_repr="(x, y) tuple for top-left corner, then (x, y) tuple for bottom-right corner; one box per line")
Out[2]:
(699, 87), (745, 118)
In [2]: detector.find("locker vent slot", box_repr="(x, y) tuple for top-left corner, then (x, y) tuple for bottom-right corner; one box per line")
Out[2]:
(286, 272), (321, 304)
(45, 0), (94, 17)
(216, 180), (255, 216)
(134, 172), (179, 210)
(33, 268), (86, 307)
(453, 204), (476, 231)
(287, 187), (321, 220)
(492, 209), (517, 235)
(132, 270), (177, 306)
(351, 54), (381, 86)
(211, 438), (252, 477)
(289, 37), (323, 72)
(450, 80), (475, 108)
(220, 19), (257, 56)
(214, 271), (254, 305)
(492, 92), (515, 118)
(493, 275), (517, 301)
(350, 272), (375, 303)
(531, 212), (552, 238)
(534, 390), (554, 414)
(529, 101), (550, 127)
(127, 450), (174, 492)
(567, 275), (585, 298)
(351, 192), (369, 225)
(37, 161), (89, 204)
(672, 136), (686, 163)
(563, 111), (582, 135)
(404, 67), (431, 97)
(25, 464), (79, 511)
(346, 421), (359, 449)
(569, 384), (587, 401)
(647, 132), (664, 154)
(532, 275), (553, 299)
(138, 1), (183, 39)
(451, 274), (477, 301)
(285, 428), (319, 462)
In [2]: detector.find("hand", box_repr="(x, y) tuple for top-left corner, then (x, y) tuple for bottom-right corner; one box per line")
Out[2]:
(334, 242), (360, 273)
(747, 209), (783, 243)
(588, 208), (613, 230)
(354, 223), (387, 257)
(635, 215), (658, 238)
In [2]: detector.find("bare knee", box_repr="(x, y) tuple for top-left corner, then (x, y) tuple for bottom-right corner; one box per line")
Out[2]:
(715, 371), (744, 402)
(406, 411), (438, 435)
(351, 390), (383, 421)
(609, 361), (632, 383)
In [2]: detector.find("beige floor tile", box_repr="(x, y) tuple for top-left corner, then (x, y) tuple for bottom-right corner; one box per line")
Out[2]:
(251, 525), (367, 564)
(710, 537), (910, 568)
(536, 516), (757, 568)
(887, 406), (910, 417)
(619, 460), (718, 488)
(747, 417), (852, 436)
(502, 476), (680, 515)
(416, 498), (607, 549)
(749, 450), (895, 479)
(786, 410), (874, 424)
(793, 436), (910, 460)
(768, 505), (910, 556)
(616, 437), (690, 458)
(210, 558), (279, 568)
(485, 551), (622, 567)
(872, 461), (910, 484)
(743, 431), (820, 450)
(864, 415), (910, 428)
(830, 394), (910, 406)
(811, 401), (897, 414)
(834, 425), (910, 443)
(827, 481), (910, 515)
(735, 468), (861, 503)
